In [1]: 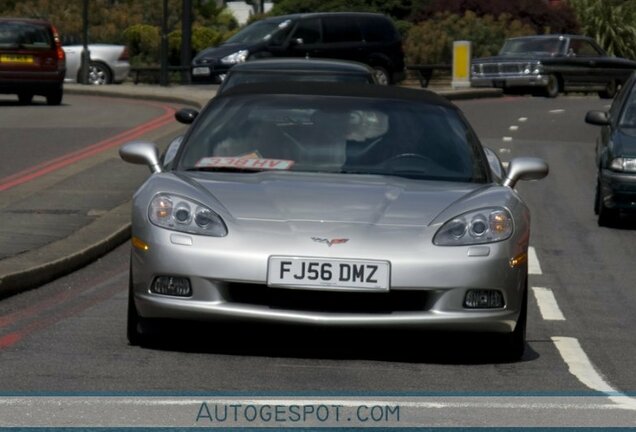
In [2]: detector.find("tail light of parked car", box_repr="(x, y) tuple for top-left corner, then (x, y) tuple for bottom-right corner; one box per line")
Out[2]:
(118, 47), (130, 62)
(51, 24), (65, 69)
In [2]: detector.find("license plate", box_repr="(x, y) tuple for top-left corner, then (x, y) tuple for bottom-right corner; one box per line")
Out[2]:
(192, 66), (210, 76)
(0, 54), (33, 64)
(268, 257), (390, 291)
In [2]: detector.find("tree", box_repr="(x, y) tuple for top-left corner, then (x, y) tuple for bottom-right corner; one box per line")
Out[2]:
(412, 0), (579, 34)
(404, 11), (534, 64)
(569, 0), (636, 59)
(271, 0), (419, 21)
(0, 0), (238, 65)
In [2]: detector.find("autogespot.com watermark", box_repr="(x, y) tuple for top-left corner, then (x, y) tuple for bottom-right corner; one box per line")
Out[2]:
(195, 402), (400, 426)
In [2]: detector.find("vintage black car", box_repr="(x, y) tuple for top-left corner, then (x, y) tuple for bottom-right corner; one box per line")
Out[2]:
(586, 72), (636, 226)
(471, 35), (636, 98)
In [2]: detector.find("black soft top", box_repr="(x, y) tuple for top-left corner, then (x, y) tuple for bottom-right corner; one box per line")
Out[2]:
(217, 82), (455, 108)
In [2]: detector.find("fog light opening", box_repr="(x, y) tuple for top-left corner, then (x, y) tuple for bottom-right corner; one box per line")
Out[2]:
(151, 276), (192, 297)
(464, 289), (505, 309)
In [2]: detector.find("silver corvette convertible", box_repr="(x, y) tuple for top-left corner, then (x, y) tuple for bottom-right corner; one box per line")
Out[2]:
(120, 83), (548, 359)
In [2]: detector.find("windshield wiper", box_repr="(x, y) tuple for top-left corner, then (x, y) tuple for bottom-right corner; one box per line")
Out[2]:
(185, 167), (264, 173)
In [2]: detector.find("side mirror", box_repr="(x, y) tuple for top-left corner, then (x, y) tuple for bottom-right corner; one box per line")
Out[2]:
(119, 141), (162, 173)
(175, 108), (199, 124)
(585, 110), (610, 126)
(503, 157), (548, 188)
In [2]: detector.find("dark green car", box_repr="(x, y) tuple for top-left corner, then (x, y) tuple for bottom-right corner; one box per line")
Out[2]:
(586, 72), (636, 226)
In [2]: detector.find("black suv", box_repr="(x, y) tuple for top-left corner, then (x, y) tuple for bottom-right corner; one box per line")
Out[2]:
(0, 17), (65, 105)
(191, 12), (405, 85)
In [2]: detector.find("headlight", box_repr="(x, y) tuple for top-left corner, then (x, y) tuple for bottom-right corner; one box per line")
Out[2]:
(522, 63), (532, 75)
(433, 208), (513, 246)
(148, 194), (227, 237)
(610, 157), (636, 172)
(523, 62), (543, 75)
(221, 49), (249, 64)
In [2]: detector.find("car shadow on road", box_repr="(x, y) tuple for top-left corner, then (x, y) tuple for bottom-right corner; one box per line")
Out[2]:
(602, 213), (636, 230)
(138, 320), (539, 365)
(0, 99), (67, 107)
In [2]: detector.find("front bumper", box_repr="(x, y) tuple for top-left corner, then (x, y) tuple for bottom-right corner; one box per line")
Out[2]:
(471, 74), (549, 89)
(599, 169), (636, 210)
(191, 63), (231, 84)
(130, 224), (527, 333)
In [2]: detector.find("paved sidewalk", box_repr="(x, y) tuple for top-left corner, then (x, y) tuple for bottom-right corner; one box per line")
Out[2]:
(0, 82), (501, 299)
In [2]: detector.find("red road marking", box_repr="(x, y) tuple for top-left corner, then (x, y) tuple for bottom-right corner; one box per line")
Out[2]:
(0, 101), (176, 192)
(0, 272), (126, 349)
(0, 332), (20, 349)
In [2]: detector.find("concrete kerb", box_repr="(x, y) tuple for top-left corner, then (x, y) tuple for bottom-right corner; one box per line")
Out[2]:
(65, 83), (211, 109)
(0, 201), (131, 300)
(0, 83), (501, 300)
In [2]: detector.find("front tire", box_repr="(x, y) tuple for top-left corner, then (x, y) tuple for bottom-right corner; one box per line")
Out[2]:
(500, 285), (527, 361)
(127, 263), (151, 346)
(596, 179), (618, 226)
(543, 74), (559, 98)
(80, 62), (112, 85)
(18, 92), (33, 105)
(599, 80), (617, 99)
(372, 66), (390, 85)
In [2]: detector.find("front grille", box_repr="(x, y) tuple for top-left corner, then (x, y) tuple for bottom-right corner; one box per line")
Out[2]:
(224, 283), (433, 314)
(478, 63), (523, 76)
(501, 64), (522, 74)
(482, 64), (499, 74)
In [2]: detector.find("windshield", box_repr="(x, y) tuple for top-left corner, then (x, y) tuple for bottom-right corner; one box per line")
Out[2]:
(220, 72), (373, 93)
(225, 19), (291, 44)
(500, 38), (563, 56)
(177, 94), (489, 183)
(0, 21), (52, 49)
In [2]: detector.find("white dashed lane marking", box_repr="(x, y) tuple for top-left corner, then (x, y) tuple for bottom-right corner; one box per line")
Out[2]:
(552, 337), (636, 411)
(549, 109), (565, 114)
(528, 246), (543, 275)
(530, 248), (636, 410)
(502, 136), (513, 142)
(531, 287), (566, 321)
(518, 117), (528, 122)
(509, 125), (519, 131)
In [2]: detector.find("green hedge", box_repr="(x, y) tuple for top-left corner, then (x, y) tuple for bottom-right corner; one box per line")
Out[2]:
(404, 11), (535, 64)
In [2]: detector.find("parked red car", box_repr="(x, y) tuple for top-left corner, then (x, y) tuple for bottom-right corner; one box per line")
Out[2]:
(0, 17), (66, 105)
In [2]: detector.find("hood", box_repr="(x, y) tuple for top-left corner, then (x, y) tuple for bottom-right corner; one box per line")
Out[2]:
(193, 42), (255, 63)
(178, 172), (486, 227)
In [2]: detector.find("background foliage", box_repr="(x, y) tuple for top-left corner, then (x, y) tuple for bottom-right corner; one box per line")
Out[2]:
(2, 0), (636, 69)
(0, 0), (238, 65)
(404, 11), (535, 64)
(410, 0), (579, 34)
(569, 0), (636, 59)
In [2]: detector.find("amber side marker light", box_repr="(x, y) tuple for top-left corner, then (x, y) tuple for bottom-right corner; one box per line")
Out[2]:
(509, 252), (528, 268)
(132, 236), (149, 251)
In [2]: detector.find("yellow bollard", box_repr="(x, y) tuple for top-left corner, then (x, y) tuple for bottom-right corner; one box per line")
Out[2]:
(452, 40), (472, 89)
